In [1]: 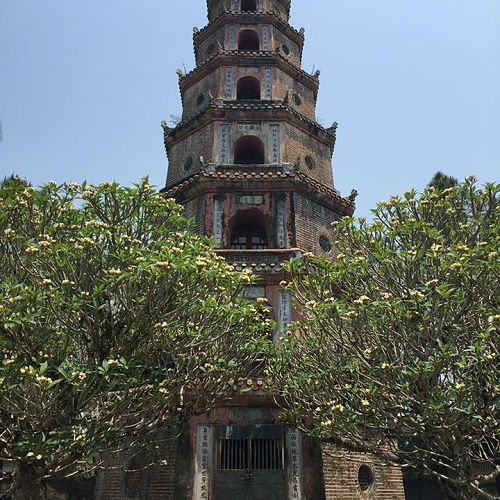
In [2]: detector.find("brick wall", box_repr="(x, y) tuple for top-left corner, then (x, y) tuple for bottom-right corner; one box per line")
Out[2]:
(166, 122), (215, 186)
(273, 27), (302, 67)
(274, 69), (316, 120)
(94, 427), (177, 500)
(182, 70), (221, 120)
(322, 445), (406, 500)
(195, 30), (225, 66)
(265, 0), (289, 22)
(284, 123), (334, 186)
(293, 192), (338, 253)
(184, 196), (207, 236)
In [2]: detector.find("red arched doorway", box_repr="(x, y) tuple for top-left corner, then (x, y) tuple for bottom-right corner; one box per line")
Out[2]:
(241, 0), (257, 12)
(238, 29), (260, 51)
(230, 210), (268, 250)
(234, 136), (265, 165)
(237, 77), (261, 100)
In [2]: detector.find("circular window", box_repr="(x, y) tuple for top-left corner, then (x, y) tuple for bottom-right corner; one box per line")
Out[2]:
(305, 155), (316, 170)
(282, 44), (291, 55)
(293, 93), (302, 106)
(196, 93), (205, 106)
(358, 465), (374, 491)
(184, 156), (194, 171)
(319, 235), (332, 253)
(205, 43), (216, 56)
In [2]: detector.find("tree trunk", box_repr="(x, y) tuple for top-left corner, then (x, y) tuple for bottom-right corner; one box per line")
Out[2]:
(12, 462), (44, 500)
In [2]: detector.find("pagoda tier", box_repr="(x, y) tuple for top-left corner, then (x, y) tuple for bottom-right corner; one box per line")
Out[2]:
(206, 0), (291, 23)
(193, 11), (305, 67)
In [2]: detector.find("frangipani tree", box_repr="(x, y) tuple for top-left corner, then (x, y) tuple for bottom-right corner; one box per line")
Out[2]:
(271, 178), (499, 499)
(0, 179), (268, 499)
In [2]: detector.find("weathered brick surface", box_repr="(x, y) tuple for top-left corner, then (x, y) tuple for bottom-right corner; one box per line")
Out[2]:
(273, 26), (302, 66)
(166, 122), (214, 186)
(94, 427), (177, 500)
(293, 191), (338, 252)
(182, 70), (221, 120)
(207, 1), (290, 23)
(322, 445), (406, 500)
(284, 123), (334, 186)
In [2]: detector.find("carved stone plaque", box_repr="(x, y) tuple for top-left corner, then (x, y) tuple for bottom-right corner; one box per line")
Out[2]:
(264, 68), (272, 99)
(242, 286), (266, 299)
(276, 194), (286, 248)
(278, 290), (292, 337)
(262, 25), (270, 50)
(193, 425), (213, 500)
(219, 124), (229, 164)
(286, 428), (303, 500)
(228, 25), (236, 50)
(238, 123), (261, 132)
(224, 67), (233, 99)
(271, 124), (280, 163)
(213, 198), (224, 248)
(236, 194), (264, 205)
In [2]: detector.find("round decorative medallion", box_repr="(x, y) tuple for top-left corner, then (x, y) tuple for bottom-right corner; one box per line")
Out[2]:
(305, 155), (316, 170)
(196, 93), (205, 106)
(358, 465), (375, 491)
(319, 235), (332, 253)
(206, 43), (216, 56)
(184, 156), (194, 171)
(293, 93), (302, 106)
(282, 44), (291, 55)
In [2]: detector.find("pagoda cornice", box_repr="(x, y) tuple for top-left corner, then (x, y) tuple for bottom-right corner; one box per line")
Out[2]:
(194, 10), (304, 51)
(165, 100), (335, 147)
(180, 50), (319, 96)
(206, 0), (292, 20)
(162, 167), (355, 216)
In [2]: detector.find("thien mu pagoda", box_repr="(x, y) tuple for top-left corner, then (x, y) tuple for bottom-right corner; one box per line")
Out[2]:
(96, 0), (406, 498)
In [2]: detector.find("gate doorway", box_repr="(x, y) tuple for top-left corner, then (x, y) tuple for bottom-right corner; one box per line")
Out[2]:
(214, 425), (287, 500)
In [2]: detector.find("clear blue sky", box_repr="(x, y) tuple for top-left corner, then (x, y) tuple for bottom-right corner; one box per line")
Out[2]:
(1, 0), (499, 217)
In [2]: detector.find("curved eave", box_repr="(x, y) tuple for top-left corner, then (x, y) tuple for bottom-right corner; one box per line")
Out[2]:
(179, 51), (319, 100)
(165, 101), (335, 147)
(195, 11), (304, 56)
(206, 0), (292, 21)
(162, 169), (355, 216)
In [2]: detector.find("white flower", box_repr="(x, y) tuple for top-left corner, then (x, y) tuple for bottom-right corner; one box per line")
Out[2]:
(353, 295), (370, 306)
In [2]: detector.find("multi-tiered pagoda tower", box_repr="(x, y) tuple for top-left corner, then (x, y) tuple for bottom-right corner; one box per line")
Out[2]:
(96, 1), (406, 498)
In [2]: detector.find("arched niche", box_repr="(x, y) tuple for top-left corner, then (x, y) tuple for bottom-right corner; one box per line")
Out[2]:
(237, 76), (261, 100)
(241, 0), (258, 12)
(238, 29), (260, 51)
(234, 136), (265, 165)
(230, 210), (268, 250)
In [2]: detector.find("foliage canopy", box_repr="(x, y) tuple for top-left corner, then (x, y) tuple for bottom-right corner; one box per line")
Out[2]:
(0, 179), (267, 498)
(271, 178), (499, 499)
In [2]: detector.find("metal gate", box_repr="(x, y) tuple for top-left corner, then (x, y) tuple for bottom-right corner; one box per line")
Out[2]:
(214, 425), (287, 500)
